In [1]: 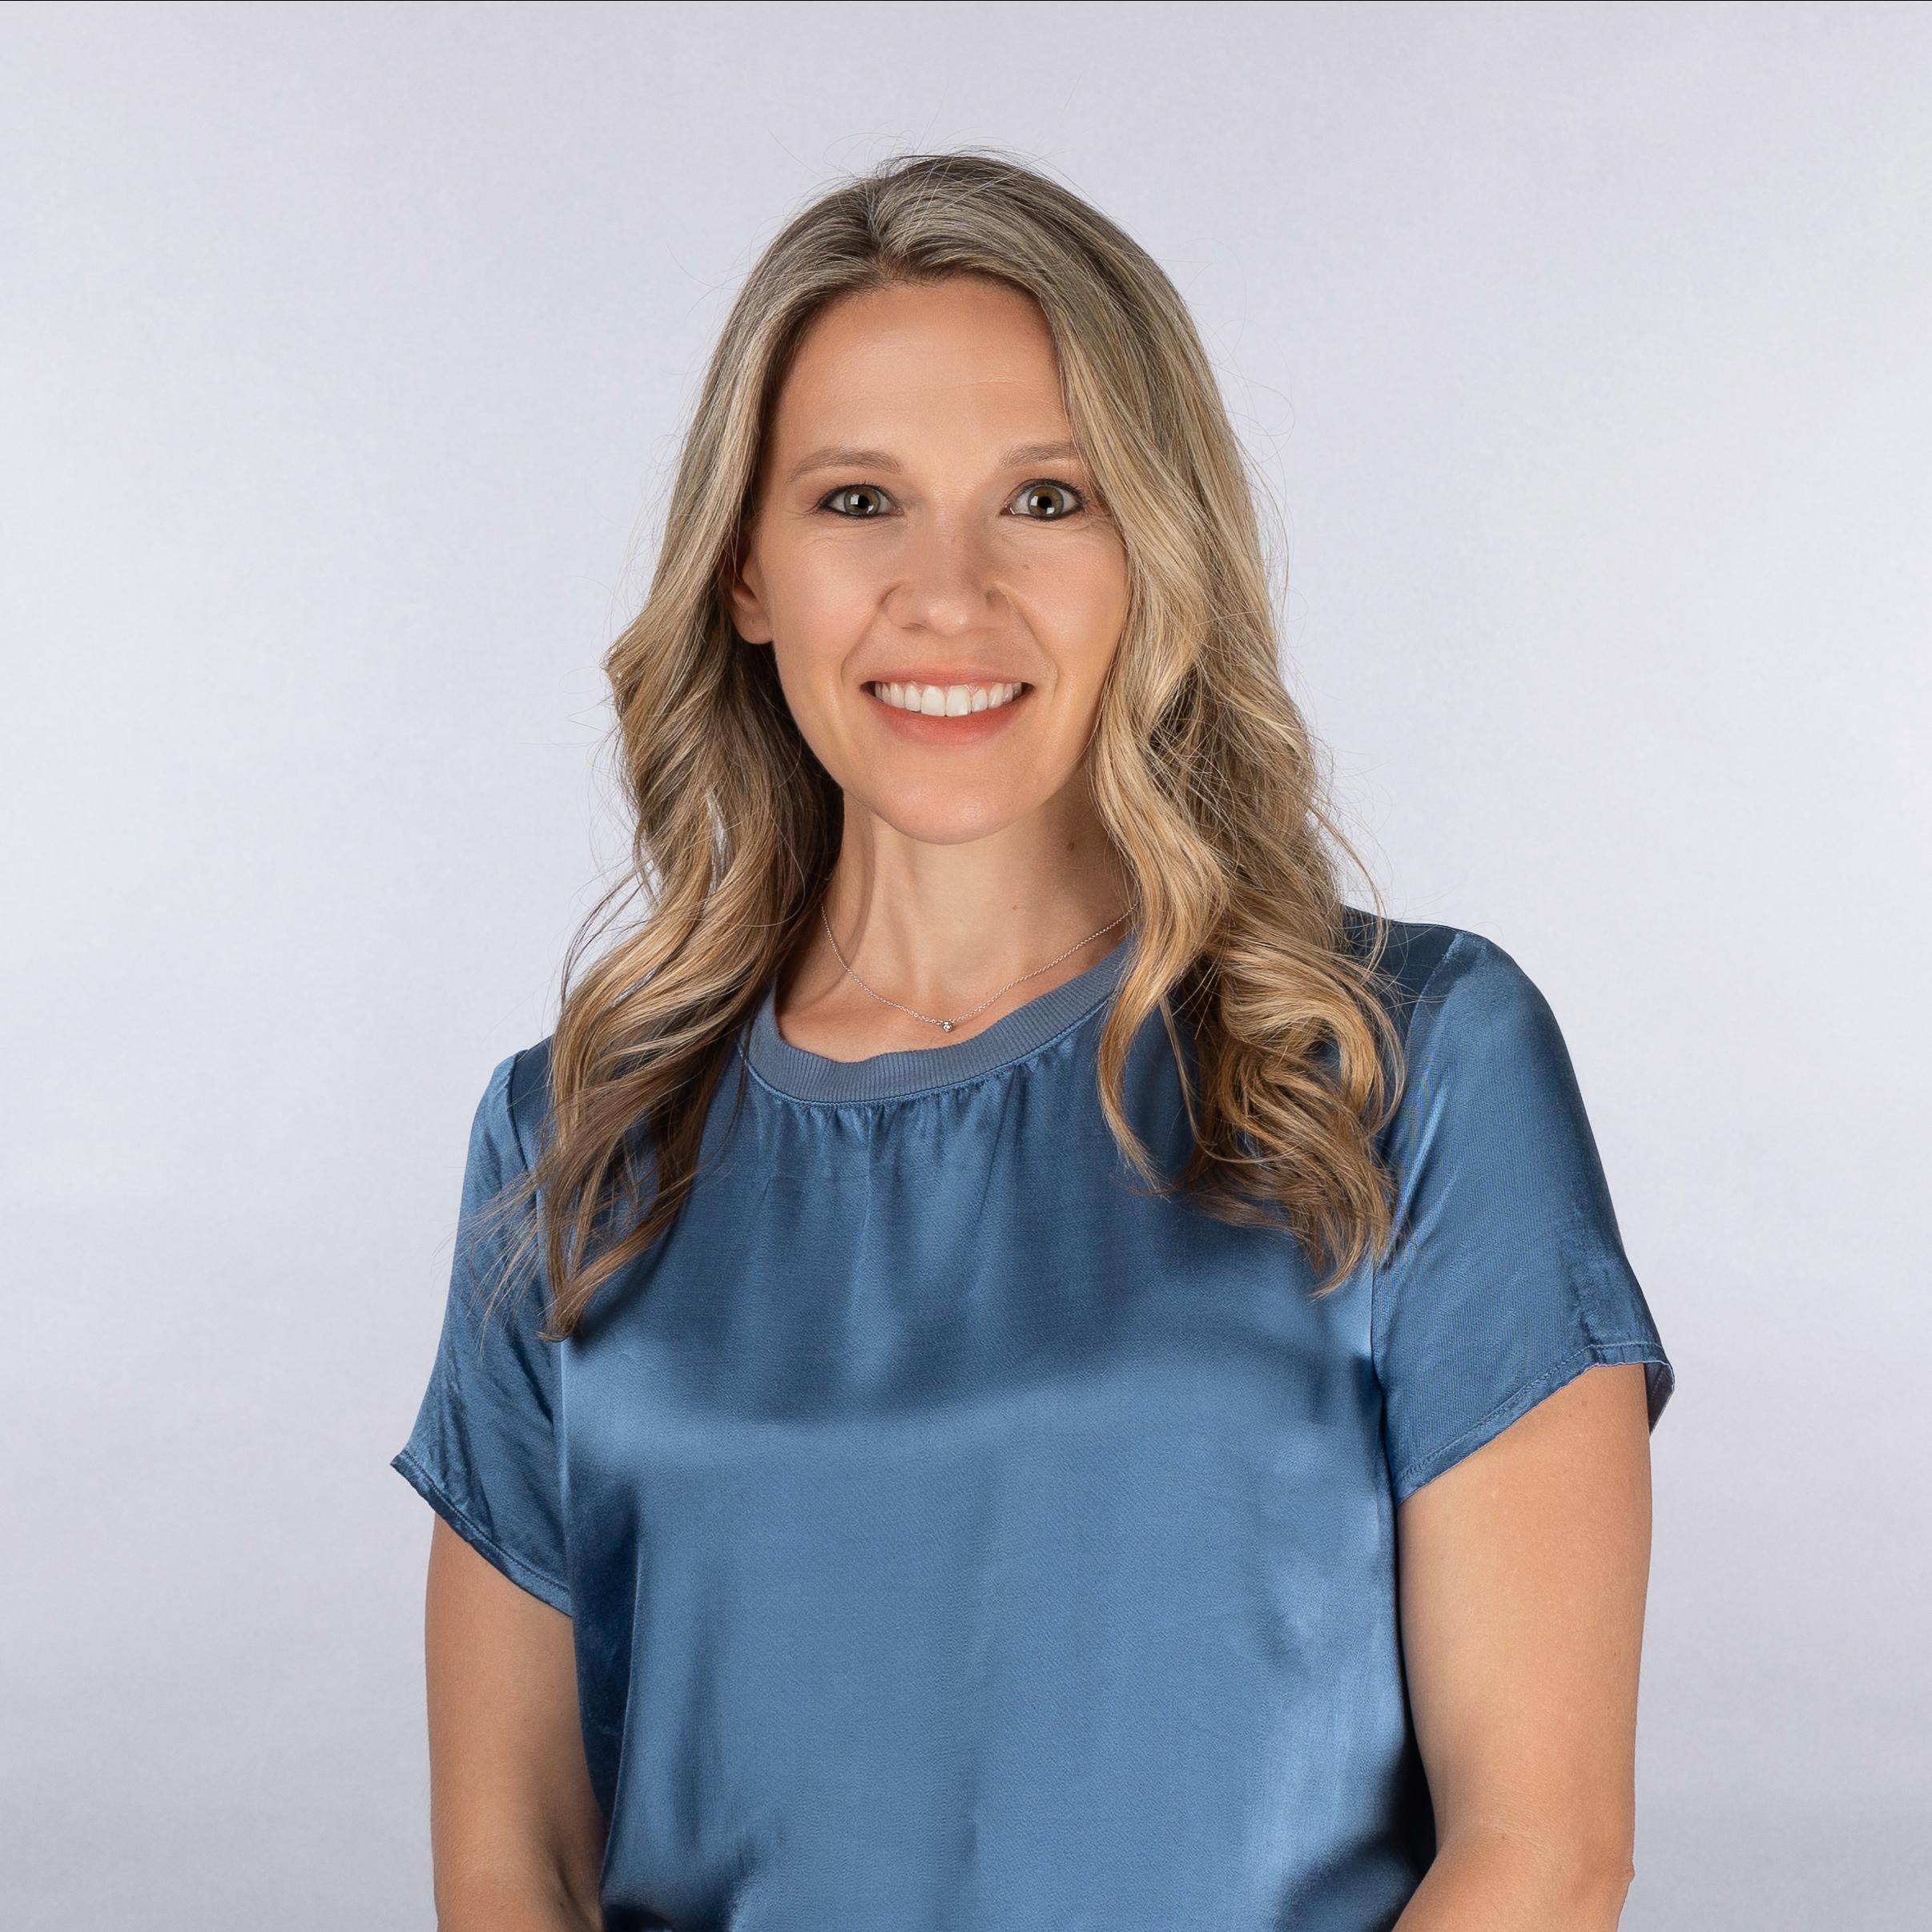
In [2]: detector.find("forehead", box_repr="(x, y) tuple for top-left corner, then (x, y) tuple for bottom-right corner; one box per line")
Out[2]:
(770, 277), (1069, 446)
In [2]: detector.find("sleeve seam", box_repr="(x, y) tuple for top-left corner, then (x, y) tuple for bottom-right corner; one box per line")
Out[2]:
(391, 1445), (574, 1615)
(1388, 1337), (1672, 1502)
(501, 1045), (540, 1184)
(1368, 928), (1472, 1382)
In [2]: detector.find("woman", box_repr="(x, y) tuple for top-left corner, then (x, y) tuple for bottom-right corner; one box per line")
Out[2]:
(392, 150), (1675, 1932)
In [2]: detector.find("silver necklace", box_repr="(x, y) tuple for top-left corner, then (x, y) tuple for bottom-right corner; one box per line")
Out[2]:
(817, 904), (1130, 1034)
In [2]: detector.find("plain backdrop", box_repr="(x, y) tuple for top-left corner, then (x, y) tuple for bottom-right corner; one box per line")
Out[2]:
(3, 3), (1927, 1926)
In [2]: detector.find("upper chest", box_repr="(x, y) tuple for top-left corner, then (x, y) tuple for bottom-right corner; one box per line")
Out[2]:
(561, 1059), (1380, 1510)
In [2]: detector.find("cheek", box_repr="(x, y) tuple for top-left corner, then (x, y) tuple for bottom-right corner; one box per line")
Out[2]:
(774, 539), (879, 641)
(1020, 540), (1131, 678)
(763, 544), (876, 714)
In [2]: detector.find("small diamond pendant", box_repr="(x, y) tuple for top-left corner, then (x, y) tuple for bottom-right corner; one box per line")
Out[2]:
(940, 1019), (954, 1032)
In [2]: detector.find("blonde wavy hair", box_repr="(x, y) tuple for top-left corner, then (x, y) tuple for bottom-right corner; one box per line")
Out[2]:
(476, 147), (1412, 1343)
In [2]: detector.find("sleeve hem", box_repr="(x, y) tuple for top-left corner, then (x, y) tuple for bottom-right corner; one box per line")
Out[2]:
(1390, 1338), (1676, 1507)
(390, 1447), (574, 1617)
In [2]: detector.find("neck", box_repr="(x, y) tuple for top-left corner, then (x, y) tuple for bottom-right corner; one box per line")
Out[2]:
(775, 805), (1133, 1057)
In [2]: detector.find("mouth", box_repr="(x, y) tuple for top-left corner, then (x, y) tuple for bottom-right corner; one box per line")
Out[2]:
(863, 678), (1031, 718)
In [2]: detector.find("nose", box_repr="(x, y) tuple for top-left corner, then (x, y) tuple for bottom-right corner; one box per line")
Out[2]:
(883, 510), (1001, 638)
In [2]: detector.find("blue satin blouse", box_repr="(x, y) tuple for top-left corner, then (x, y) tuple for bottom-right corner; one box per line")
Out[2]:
(392, 912), (1675, 1930)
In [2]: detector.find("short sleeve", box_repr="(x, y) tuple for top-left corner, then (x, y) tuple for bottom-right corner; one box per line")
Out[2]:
(391, 1049), (573, 1614)
(1372, 932), (1676, 1506)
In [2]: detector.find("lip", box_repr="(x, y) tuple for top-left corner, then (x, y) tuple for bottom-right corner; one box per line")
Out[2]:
(861, 675), (1032, 743)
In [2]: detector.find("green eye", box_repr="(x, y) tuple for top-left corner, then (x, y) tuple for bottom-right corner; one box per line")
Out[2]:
(1013, 481), (1083, 519)
(822, 484), (890, 517)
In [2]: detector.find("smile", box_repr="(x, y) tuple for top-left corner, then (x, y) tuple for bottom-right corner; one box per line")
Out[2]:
(865, 679), (1028, 716)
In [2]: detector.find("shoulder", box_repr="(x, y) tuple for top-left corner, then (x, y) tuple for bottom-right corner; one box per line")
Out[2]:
(492, 1024), (700, 1183)
(1338, 906), (1568, 1114)
(1338, 904), (1533, 1040)
(475, 1036), (558, 1175)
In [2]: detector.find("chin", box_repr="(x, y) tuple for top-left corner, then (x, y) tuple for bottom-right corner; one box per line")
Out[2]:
(855, 782), (1040, 847)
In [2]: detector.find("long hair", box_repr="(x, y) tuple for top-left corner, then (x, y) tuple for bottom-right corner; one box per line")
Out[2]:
(474, 147), (1411, 1343)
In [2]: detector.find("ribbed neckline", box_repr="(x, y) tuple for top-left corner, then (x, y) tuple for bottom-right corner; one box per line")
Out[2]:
(742, 925), (1138, 1103)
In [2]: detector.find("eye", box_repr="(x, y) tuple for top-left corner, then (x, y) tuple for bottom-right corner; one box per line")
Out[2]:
(815, 478), (1089, 521)
(1011, 479), (1085, 520)
(818, 484), (892, 518)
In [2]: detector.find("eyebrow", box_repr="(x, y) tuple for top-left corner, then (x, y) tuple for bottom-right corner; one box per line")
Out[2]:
(783, 439), (1083, 486)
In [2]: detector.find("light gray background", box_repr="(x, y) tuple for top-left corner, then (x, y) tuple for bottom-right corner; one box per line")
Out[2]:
(4, 3), (1926, 1926)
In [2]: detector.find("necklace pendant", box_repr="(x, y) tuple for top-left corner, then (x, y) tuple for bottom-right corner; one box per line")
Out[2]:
(940, 1019), (953, 1032)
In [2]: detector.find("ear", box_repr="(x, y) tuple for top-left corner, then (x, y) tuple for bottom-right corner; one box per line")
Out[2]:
(724, 539), (774, 646)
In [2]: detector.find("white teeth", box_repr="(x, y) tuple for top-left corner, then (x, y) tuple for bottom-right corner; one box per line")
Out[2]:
(869, 680), (1024, 714)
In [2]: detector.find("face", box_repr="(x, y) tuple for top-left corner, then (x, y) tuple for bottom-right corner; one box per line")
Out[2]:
(728, 276), (1131, 847)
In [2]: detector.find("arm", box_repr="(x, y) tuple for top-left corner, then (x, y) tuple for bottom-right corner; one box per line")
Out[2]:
(1391, 1360), (1656, 1931)
(417, 1517), (608, 1932)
